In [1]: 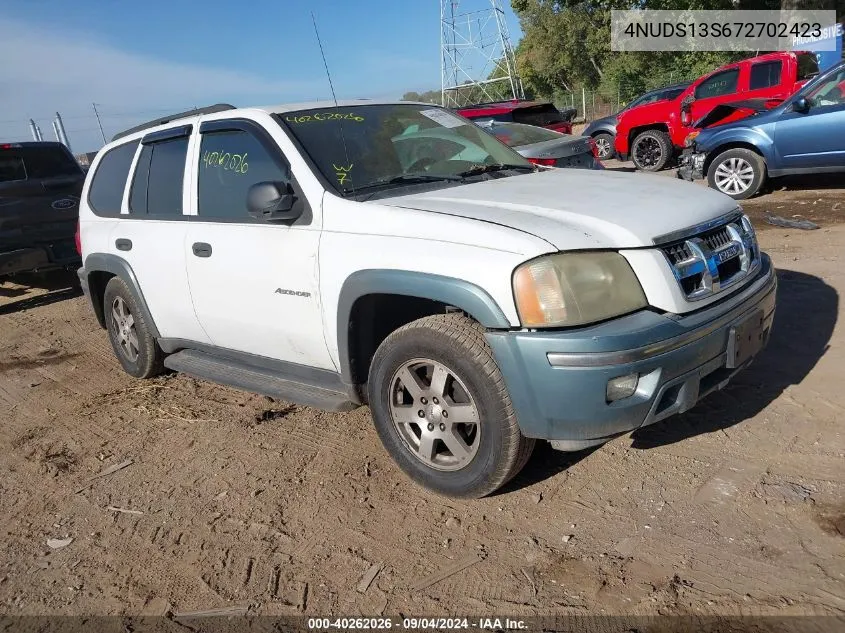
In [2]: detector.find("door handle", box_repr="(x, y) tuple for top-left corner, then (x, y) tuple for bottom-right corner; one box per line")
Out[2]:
(192, 242), (212, 258)
(115, 238), (132, 251)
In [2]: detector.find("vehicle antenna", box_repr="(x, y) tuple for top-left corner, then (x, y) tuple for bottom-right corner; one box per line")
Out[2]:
(311, 12), (354, 192)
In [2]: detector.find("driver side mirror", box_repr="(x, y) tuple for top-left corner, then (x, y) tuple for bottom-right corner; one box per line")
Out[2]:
(246, 181), (301, 222)
(792, 97), (811, 113)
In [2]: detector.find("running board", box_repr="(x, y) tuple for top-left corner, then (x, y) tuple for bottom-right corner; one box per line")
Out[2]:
(163, 349), (356, 412)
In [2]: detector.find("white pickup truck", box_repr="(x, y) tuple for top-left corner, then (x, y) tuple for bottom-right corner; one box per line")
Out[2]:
(77, 100), (776, 498)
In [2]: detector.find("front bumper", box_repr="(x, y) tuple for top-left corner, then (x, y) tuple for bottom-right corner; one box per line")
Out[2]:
(0, 240), (80, 277)
(485, 254), (777, 449)
(677, 149), (706, 181)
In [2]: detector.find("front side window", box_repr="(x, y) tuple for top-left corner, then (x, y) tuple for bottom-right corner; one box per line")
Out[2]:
(280, 104), (531, 196)
(807, 66), (845, 107)
(695, 69), (740, 99)
(197, 129), (291, 220)
(128, 137), (187, 215)
(88, 141), (139, 214)
(749, 61), (782, 90)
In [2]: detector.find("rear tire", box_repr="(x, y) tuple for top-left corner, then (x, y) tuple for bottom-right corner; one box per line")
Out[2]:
(706, 148), (766, 200)
(593, 133), (615, 160)
(103, 277), (164, 379)
(367, 314), (534, 498)
(631, 129), (673, 172)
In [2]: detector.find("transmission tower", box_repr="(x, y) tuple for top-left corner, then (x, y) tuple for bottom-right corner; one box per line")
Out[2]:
(440, 0), (524, 108)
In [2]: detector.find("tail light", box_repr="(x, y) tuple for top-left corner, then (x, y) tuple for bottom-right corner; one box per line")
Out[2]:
(527, 157), (557, 166)
(74, 220), (82, 255)
(587, 137), (599, 158)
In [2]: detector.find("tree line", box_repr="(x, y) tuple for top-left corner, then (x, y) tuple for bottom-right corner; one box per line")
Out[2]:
(404, 0), (843, 108)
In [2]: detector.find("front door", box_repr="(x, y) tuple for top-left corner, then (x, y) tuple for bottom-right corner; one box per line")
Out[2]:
(774, 65), (845, 170)
(184, 120), (333, 370)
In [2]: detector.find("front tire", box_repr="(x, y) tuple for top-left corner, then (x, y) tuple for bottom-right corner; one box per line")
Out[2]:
(706, 148), (766, 200)
(367, 314), (534, 498)
(631, 129), (673, 172)
(104, 277), (164, 379)
(593, 132), (615, 160)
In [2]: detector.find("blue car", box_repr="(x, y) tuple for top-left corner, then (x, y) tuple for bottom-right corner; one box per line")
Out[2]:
(679, 61), (845, 199)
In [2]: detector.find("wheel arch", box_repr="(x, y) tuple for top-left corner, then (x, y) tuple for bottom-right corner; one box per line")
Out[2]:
(337, 270), (512, 391)
(703, 142), (767, 177)
(82, 253), (160, 338)
(628, 123), (670, 148)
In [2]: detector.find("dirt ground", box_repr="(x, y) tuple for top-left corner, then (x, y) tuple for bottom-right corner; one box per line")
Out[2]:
(1, 179), (843, 623)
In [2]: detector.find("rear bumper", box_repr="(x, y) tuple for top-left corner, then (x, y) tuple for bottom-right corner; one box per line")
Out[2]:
(486, 254), (776, 448)
(0, 240), (80, 276)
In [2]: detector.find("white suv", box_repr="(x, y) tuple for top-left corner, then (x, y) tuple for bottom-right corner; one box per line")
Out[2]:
(77, 100), (776, 498)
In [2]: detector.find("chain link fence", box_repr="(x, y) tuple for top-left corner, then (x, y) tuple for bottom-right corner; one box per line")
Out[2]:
(549, 72), (701, 124)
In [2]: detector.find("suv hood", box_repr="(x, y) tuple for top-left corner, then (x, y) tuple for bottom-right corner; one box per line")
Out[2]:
(386, 169), (738, 250)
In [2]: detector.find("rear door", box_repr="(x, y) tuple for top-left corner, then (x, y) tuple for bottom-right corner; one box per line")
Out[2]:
(0, 144), (84, 261)
(112, 126), (211, 343)
(745, 59), (786, 101)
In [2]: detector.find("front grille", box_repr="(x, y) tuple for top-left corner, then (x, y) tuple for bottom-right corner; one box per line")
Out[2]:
(660, 215), (759, 301)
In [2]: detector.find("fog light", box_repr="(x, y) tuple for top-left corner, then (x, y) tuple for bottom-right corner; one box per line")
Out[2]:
(606, 373), (639, 402)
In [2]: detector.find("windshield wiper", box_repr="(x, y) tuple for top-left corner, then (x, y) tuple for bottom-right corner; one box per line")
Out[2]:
(351, 173), (465, 199)
(458, 163), (536, 177)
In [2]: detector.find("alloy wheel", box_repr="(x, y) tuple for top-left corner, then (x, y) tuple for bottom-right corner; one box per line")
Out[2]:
(389, 358), (481, 471)
(595, 137), (612, 160)
(111, 296), (139, 362)
(633, 136), (661, 168)
(713, 157), (754, 196)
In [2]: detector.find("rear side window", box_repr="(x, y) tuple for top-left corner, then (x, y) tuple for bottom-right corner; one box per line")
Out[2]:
(1, 145), (81, 183)
(197, 129), (290, 220)
(88, 141), (139, 215)
(695, 69), (740, 99)
(797, 53), (820, 81)
(0, 155), (26, 182)
(749, 61), (782, 90)
(129, 137), (188, 216)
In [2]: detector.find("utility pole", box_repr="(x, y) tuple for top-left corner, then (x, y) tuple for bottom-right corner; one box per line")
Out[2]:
(29, 119), (39, 141)
(92, 103), (107, 145)
(51, 121), (61, 142)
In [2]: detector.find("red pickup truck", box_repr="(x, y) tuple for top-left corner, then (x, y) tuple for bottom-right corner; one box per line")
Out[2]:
(615, 51), (820, 171)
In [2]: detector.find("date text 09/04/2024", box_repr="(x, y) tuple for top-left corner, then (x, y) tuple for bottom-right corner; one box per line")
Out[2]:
(307, 617), (527, 630)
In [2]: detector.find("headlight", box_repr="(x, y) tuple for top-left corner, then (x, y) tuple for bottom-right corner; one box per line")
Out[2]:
(684, 131), (700, 147)
(513, 252), (647, 328)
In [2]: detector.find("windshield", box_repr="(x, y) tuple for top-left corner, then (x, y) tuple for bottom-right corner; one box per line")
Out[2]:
(483, 122), (562, 147)
(280, 104), (531, 195)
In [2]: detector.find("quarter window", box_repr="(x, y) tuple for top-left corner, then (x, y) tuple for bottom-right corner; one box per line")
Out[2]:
(197, 129), (290, 220)
(695, 69), (740, 99)
(749, 61), (782, 90)
(88, 141), (139, 215)
(128, 137), (188, 215)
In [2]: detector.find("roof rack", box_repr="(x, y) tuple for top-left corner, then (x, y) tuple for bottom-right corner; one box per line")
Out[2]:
(111, 104), (236, 142)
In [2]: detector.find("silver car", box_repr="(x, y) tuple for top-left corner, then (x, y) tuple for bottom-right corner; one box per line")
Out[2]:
(477, 121), (603, 169)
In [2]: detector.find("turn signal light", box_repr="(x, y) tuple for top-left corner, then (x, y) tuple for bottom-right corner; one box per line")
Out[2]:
(74, 221), (82, 255)
(527, 157), (556, 166)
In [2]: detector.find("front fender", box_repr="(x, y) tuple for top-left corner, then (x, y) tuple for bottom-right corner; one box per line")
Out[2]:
(698, 127), (773, 162)
(336, 269), (512, 384)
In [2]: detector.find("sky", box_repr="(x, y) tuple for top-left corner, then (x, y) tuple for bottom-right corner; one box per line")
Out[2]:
(0, 0), (523, 153)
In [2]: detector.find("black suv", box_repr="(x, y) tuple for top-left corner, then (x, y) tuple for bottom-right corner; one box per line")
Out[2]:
(0, 142), (85, 278)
